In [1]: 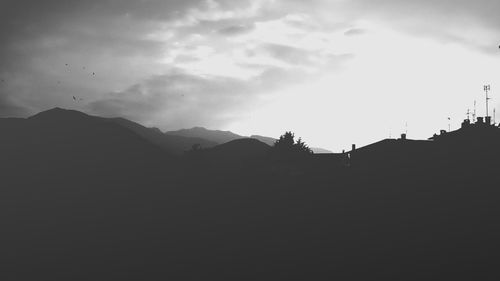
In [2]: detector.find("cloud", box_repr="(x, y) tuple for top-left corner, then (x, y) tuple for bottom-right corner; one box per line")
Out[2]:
(344, 28), (366, 36)
(2, 0), (497, 138)
(218, 24), (255, 36)
(259, 44), (314, 65)
(0, 93), (29, 118)
(87, 66), (305, 129)
(342, 0), (500, 53)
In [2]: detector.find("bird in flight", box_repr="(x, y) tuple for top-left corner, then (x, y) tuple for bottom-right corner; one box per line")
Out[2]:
(73, 96), (76, 100)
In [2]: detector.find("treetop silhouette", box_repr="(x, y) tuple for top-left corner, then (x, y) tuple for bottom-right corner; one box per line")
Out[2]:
(271, 131), (313, 160)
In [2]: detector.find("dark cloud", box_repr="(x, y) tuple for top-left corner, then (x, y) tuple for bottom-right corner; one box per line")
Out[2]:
(218, 24), (255, 36)
(259, 44), (313, 65)
(0, 0), (214, 117)
(255, 43), (353, 68)
(344, 28), (366, 36)
(88, 67), (300, 129)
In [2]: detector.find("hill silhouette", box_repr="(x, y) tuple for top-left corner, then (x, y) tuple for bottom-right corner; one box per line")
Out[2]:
(165, 126), (242, 144)
(109, 117), (218, 154)
(187, 138), (271, 170)
(168, 127), (333, 153)
(0, 107), (172, 183)
(250, 134), (277, 146)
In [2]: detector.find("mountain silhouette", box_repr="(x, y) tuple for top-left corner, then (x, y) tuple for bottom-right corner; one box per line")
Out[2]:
(165, 127), (333, 153)
(250, 134), (277, 146)
(189, 138), (271, 169)
(165, 126), (242, 144)
(109, 117), (218, 155)
(310, 147), (333, 153)
(0, 107), (171, 183)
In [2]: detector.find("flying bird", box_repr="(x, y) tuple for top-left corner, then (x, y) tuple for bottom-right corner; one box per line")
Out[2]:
(73, 96), (76, 100)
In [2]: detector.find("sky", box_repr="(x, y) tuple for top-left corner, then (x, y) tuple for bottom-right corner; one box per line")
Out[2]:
(1, 0), (500, 151)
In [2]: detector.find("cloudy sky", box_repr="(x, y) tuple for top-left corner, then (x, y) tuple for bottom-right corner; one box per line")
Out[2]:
(1, 0), (500, 151)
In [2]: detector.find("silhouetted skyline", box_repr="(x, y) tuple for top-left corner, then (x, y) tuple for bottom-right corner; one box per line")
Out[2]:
(3, 105), (500, 280)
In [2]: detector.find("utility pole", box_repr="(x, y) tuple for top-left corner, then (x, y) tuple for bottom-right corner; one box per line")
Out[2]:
(484, 85), (491, 118)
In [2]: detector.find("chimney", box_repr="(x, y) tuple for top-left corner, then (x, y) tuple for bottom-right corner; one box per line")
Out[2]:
(400, 133), (407, 140)
(461, 119), (470, 128)
(477, 117), (484, 124)
(352, 144), (356, 151)
(485, 116), (491, 125)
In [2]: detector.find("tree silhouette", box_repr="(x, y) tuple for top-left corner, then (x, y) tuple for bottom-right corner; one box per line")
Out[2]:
(271, 131), (313, 161)
(295, 137), (312, 154)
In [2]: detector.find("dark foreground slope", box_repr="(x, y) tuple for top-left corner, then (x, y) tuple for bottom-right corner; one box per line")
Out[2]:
(2, 110), (500, 280)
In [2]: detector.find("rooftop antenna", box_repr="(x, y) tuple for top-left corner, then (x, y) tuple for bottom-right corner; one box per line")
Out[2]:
(473, 100), (477, 122)
(448, 117), (451, 132)
(484, 84), (491, 117)
(405, 121), (408, 135)
(466, 108), (471, 121)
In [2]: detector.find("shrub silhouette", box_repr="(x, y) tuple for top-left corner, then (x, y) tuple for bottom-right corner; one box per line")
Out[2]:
(271, 131), (313, 161)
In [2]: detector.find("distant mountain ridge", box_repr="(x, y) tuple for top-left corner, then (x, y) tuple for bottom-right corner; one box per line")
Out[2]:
(165, 127), (242, 144)
(109, 118), (218, 155)
(166, 128), (333, 153)
(1, 108), (332, 163)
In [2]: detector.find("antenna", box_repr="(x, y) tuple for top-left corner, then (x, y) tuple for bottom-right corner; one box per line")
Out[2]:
(495, 108), (497, 125)
(448, 117), (451, 132)
(484, 84), (491, 117)
(466, 108), (471, 121)
(405, 122), (408, 135)
(473, 100), (477, 122)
